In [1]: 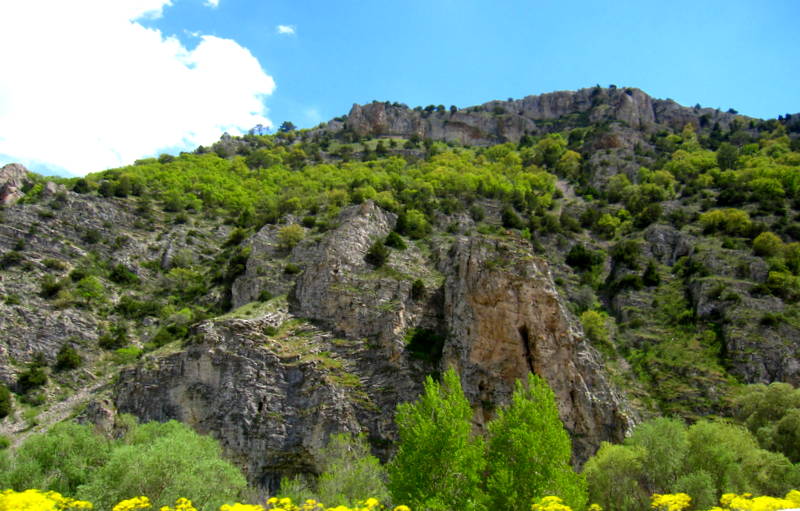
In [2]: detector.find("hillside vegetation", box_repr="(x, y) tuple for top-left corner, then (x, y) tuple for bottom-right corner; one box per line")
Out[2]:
(1, 88), (800, 509)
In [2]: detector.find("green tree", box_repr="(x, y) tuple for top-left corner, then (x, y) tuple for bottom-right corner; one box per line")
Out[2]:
(625, 418), (688, 494)
(365, 240), (389, 267)
(278, 121), (297, 133)
(753, 231), (783, 257)
(55, 344), (82, 371)
(716, 142), (738, 170)
(580, 310), (611, 352)
(0, 422), (111, 494)
(78, 420), (246, 510)
(388, 369), (485, 511)
(315, 433), (389, 506)
(485, 374), (587, 511)
(733, 383), (800, 462)
(277, 223), (305, 250)
(0, 384), (11, 419)
(534, 134), (567, 168)
(584, 443), (648, 511)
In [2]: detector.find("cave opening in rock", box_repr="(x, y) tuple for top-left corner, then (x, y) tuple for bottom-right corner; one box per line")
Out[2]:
(518, 324), (535, 373)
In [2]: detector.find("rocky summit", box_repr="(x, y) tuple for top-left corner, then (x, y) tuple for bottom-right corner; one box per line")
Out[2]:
(1, 86), (799, 489)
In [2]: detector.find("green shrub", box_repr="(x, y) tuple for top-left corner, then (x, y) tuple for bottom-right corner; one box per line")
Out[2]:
(566, 244), (604, 271)
(109, 264), (139, 285)
(610, 240), (641, 269)
(277, 224), (305, 250)
(0, 384), (12, 419)
(39, 275), (67, 299)
(469, 204), (486, 222)
(78, 420), (247, 510)
(501, 205), (525, 229)
(642, 260), (661, 286)
(365, 240), (390, 267)
(98, 324), (129, 350)
(396, 209), (431, 239)
(55, 344), (82, 371)
(753, 231), (784, 257)
(17, 366), (47, 394)
(113, 347), (143, 365)
(284, 263), (302, 275)
(580, 310), (611, 352)
(0, 251), (24, 269)
(42, 258), (67, 271)
(115, 295), (161, 319)
(314, 434), (390, 506)
(0, 422), (112, 494)
(385, 231), (407, 250)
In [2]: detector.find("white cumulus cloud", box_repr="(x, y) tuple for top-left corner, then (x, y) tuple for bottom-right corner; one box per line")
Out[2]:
(205, 0), (220, 8)
(0, 0), (275, 176)
(276, 25), (296, 35)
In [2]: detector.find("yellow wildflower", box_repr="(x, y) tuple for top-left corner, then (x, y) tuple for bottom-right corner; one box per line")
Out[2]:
(651, 493), (691, 511)
(112, 497), (151, 511)
(220, 504), (265, 511)
(532, 496), (573, 511)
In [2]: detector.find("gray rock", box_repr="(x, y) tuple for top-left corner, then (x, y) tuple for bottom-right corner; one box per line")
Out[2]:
(0, 163), (31, 206)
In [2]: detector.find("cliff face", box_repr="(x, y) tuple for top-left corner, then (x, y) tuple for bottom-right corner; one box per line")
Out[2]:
(340, 87), (741, 145)
(109, 202), (633, 487)
(439, 236), (634, 461)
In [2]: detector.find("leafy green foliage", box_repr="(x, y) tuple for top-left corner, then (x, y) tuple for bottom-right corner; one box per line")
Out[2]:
(388, 369), (486, 511)
(314, 434), (390, 507)
(0, 384), (11, 418)
(0, 422), (110, 495)
(733, 383), (800, 462)
(384, 231), (407, 250)
(277, 224), (304, 250)
(485, 374), (587, 511)
(389, 370), (586, 511)
(403, 328), (445, 362)
(584, 417), (800, 510)
(78, 420), (247, 510)
(365, 240), (389, 267)
(54, 344), (82, 371)
(17, 366), (47, 394)
(566, 245), (604, 272)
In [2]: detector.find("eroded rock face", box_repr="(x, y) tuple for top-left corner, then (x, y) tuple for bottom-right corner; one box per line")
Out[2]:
(290, 201), (421, 350)
(113, 203), (634, 485)
(0, 163), (31, 206)
(439, 237), (634, 461)
(342, 87), (741, 146)
(114, 301), (426, 490)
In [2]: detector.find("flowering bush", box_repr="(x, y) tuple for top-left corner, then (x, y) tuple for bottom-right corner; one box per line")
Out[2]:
(0, 492), (405, 511)
(0, 489), (93, 511)
(713, 491), (800, 511)
(651, 493), (691, 511)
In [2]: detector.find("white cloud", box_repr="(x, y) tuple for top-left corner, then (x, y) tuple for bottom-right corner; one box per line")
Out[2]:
(205, 0), (220, 8)
(0, 1), (275, 176)
(276, 25), (296, 35)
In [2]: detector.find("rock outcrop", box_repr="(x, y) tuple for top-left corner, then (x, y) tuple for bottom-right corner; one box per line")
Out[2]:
(339, 87), (742, 146)
(0, 163), (31, 206)
(111, 203), (634, 487)
(439, 236), (634, 461)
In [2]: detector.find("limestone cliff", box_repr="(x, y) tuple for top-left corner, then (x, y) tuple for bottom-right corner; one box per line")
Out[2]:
(339, 87), (742, 146)
(109, 202), (634, 487)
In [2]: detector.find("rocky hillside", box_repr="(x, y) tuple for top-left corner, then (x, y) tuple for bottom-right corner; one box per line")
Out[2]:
(1, 86), (799, 490)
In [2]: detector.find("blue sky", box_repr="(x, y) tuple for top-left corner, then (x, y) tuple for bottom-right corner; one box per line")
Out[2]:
(146, 0), (799, 126)
(1, 0), (798, 176)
